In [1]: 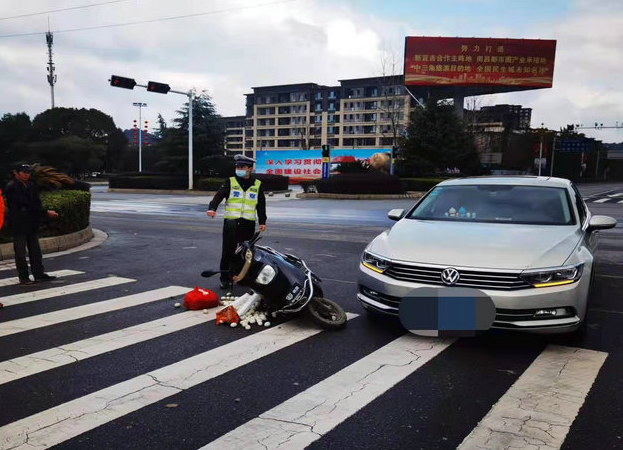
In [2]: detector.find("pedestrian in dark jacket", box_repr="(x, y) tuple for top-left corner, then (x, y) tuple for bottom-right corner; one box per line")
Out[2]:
(206, 155), (267, 290)
(4, 163), (59, 285)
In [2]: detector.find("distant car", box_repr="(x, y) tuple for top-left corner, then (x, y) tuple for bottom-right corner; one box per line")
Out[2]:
(358, 176), (617, 334)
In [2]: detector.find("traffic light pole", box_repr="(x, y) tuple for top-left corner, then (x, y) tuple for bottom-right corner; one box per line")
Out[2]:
(110, 76), (194, 189)
(132, 102), (147, 172)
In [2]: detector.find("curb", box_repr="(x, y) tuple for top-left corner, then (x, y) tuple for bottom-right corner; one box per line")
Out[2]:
(295, 191), (423, 200)
(0, 227), (106, 261)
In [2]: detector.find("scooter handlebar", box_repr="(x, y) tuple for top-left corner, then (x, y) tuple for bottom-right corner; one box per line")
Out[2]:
(233, 248), (254, 283)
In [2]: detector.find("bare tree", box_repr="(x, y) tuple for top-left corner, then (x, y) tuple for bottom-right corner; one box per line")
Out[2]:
(378, 46), (408, 152)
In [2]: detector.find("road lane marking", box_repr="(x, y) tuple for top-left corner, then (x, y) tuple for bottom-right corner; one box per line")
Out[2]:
(0, 270), (84, 287)
(0, 277), (135, 307)
(0, 286), (189, 338)
(0, 309), (216, 385)
(201, 334), (453, 450)
(456, 345), (607, 450)
(0, 314), (357, 450)
(593, 198), (611, 203)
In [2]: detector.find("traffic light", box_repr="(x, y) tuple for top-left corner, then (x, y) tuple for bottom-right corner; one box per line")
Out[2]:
(110, 75), (136, 89)
(392, 146), (401, 158)
(147, 81), (171, 94)
(321, 144), (330, 158)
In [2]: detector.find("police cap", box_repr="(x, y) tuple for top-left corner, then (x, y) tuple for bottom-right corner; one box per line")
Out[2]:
(234, 154), (256, 167)
(13, 163), (33, 173)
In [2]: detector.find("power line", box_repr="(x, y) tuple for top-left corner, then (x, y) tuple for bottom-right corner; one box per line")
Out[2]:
(0, 0), (301, 38)
(0, 0), (133, 21)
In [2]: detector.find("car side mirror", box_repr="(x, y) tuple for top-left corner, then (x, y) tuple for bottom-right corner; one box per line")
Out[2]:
(587, 215), (617, 232)
(387, 209), (404, 221)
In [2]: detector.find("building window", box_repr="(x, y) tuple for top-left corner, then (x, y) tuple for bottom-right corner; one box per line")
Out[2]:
(315, 92), (322, 100)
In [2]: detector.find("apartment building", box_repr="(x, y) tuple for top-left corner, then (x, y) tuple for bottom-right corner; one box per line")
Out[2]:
(220, 115), (245, 153)
(222, 76), (412, 158)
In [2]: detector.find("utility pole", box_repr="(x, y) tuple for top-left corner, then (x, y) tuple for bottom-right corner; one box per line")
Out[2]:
(45, 31), (57, 108)
(132, 102), (147, 172)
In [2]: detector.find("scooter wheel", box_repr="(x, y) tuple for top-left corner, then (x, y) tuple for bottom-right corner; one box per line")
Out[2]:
(306, 297), (347, 330)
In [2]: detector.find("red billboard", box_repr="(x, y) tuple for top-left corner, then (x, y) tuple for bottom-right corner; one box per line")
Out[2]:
(404, 37), (556, 88)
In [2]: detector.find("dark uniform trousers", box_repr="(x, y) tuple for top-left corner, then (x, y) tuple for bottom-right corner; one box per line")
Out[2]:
(14, 232), (45, 280)
(220, 218), (256, 282)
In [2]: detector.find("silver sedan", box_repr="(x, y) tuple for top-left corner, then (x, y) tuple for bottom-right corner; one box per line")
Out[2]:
(358, 176), (617, 334)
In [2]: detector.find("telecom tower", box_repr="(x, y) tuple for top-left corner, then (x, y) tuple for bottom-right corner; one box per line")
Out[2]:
(45, 31), (57, 108)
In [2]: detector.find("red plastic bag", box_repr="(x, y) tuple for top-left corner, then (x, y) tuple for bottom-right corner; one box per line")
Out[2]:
(216, 305), (240, 325)
(183, 287), (219, 310)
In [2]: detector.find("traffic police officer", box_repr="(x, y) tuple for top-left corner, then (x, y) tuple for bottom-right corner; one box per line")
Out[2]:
(207, 154), (267, 290)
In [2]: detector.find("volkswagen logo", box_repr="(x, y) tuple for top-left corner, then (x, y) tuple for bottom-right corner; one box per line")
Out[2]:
(441, 268), (460, 286)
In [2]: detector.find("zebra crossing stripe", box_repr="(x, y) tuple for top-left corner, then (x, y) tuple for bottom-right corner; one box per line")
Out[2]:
(0, 314), (357, 450)
(0, 277), (135, 307)
(0, 286), (189, 338)
(0, 308), (215, 386)
(0, 270), (84, 287)
(456, 345), (607, 450)
(201, 334), (453, 450)
(594, 198), (611, 203)
(618, 200), (623, 204)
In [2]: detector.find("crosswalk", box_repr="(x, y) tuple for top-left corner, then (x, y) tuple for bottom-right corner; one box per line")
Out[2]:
(0, 266), (609, 450)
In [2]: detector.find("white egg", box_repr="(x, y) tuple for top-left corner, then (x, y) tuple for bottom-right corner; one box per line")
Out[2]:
(230, 322), (238, 328)
(264, 322), (271, 327)
(174, 303), (181, 308)
(245, 325), (251, 330)
(248, 317), (256, 324)
(203, 309), (209, 314)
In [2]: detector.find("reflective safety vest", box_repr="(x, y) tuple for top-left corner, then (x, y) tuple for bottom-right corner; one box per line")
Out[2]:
(224, 177), (261, 221)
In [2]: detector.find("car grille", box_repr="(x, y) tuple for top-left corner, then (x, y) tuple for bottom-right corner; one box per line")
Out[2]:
(384, 263), (531, 290)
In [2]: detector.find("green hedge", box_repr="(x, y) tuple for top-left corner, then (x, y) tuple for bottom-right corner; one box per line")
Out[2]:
(400, 178), (446, 192)
(316, 173), (405, 194)
(110, 173), (290, 192)
(254, 173), (289, 192)
(0, 190), (91, 243)
(195, 178), (226, 191)
(109, 173), (188, 190)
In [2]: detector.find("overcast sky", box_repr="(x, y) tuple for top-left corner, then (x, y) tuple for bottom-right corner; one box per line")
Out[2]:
(1, 0), (622, 143)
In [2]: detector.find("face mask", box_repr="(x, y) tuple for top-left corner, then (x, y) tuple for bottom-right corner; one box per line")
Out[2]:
(235, 169), (247, 177)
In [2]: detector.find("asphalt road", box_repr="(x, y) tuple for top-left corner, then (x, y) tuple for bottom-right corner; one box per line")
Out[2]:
(1, 182), (622, 450)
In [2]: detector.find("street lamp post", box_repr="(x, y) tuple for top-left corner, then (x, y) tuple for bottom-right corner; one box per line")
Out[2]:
(132, 102), (147, 172)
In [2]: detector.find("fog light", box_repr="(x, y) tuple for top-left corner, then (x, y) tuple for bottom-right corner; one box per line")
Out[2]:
(534, 309), (557, 317)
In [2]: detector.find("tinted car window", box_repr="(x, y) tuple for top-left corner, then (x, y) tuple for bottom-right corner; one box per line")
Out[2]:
(571, 184), (587, 225)
(409, 185), (574, 225)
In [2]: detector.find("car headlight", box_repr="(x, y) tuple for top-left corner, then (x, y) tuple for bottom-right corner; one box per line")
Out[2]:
(520, 264), (584, 288)
(255, 265), (276, 285)
(362, 251), (390, 274)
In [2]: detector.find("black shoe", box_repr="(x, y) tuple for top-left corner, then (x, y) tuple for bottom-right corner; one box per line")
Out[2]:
(35, 274), (57, 282)
(220, 281), (233, 290)
(19, 278), (33, 286)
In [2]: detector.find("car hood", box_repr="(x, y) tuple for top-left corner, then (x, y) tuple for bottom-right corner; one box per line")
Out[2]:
(368, 219), (581, 270)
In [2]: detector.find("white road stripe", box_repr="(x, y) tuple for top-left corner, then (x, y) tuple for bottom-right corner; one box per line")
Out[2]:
(0, 277), (135, 307)
(456, 345), (607, 450)
(0, 309), (215, 385)
(0, 270), (84, 287)
(593, 198), (611, 203)
(202, 334), (453, 450)
(618, 200), (623, 204)
(0, 263), (16, 273)
(0, 286), (189, 338)
(0, 314), (357, 450)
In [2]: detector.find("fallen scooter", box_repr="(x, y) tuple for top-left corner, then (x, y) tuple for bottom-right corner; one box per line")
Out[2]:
(202, 232), (347, 330)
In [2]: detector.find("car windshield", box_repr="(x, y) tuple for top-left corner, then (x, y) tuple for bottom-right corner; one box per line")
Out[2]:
(408, 184), (575, 225)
